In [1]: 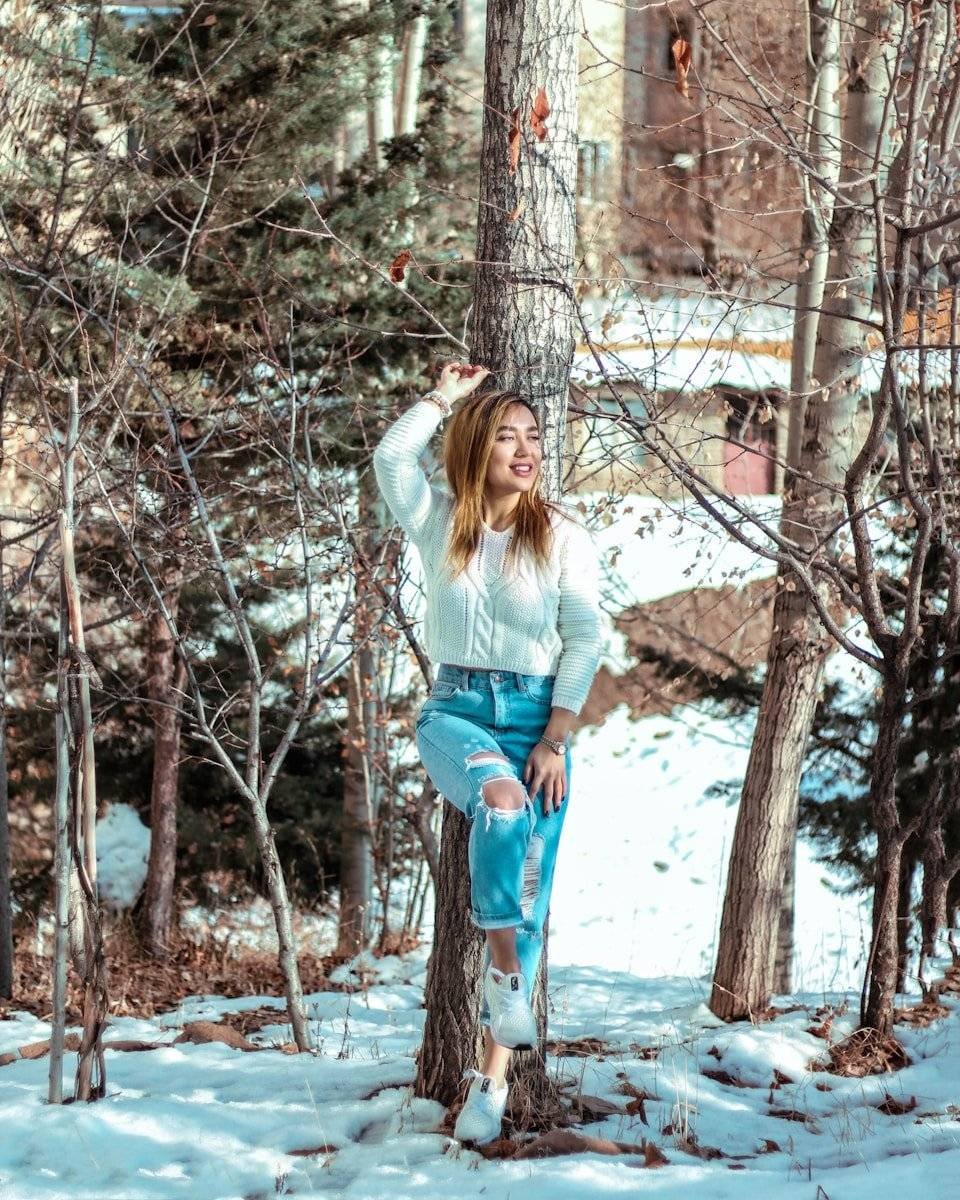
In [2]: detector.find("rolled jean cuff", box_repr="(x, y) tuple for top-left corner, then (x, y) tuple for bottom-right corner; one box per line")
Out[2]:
(471, 910), (523, 930)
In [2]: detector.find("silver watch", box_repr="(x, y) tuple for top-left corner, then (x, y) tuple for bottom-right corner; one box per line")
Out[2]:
(538, 733), (567, 756)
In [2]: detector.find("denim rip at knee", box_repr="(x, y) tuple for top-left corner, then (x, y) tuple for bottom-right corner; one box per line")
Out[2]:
(414, 664), (572, 953)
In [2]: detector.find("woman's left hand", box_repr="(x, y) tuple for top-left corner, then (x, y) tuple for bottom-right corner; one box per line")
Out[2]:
(523, 742), (566, 816)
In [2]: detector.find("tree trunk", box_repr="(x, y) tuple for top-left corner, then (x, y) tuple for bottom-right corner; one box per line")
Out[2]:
(338, 473), (382, 957)
(59, 382), (108, 1102)
(787, 0), (841, 466)
(415, 805), (484, 1106)
(415, 0), (579, 1112)
(862, 679), (908, 1033)
(711, 593), (827, 1019)
(338, 641), (379, 956)
(895, 844), (914, 994)
(48, 581), (71, 1105)
(0, 550), (10, 1000)
(710, 0), (894, 1022)
(772, 834), (795, 995)
(366, 0), (395, 170)
(396, 12), (428, 136)
(139, 503), (186, 958)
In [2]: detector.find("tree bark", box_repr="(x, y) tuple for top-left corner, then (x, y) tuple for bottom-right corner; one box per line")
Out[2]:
(139, 600), (186, 957)
(48, 580), (71, 1105)
(415, 0), (579, 1112)
(862, 680), (909, 1033)
(396, 12), (428, 136)
(56, 381), (108, 1101)
(0, 545), (10, 1000)
(772, 835), (796, 995)
(894, 843), (914, 994)
(338, 640), (379, 956)
(415, 805), (484, 1107)
(787, 0), (842, 466)
(338, 472), (383, 957)
(711, 0), (895, 1022)
(366, 0), (395, 170)
(139, 478), (187, 958)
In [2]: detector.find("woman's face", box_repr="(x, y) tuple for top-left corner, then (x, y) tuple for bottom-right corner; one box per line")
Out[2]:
(484, 401), (542, 496)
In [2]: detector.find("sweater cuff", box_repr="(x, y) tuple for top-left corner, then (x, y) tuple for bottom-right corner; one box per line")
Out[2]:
(549, 690), (586, 717)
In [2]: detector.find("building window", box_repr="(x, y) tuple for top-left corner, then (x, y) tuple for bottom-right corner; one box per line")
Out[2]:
(722, 393), (777, 495)
(577, 140), (611, 201)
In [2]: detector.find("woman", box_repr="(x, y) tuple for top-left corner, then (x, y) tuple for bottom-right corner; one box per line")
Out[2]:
(372, 361), (603, 1145)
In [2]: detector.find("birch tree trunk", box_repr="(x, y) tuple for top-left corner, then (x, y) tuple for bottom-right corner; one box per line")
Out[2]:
(396, 12), (428, 136)
(61, 384), (108, 1101)
(771, 0), (842, 997)
(48, 581), (71, 1105)
(415, 0), (579, 1114)
(711, 0), (895, 1022)
(366, 0), (395, 170)
(786, 0), (842, 466)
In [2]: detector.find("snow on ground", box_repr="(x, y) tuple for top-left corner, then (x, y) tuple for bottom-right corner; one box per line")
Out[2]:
(5, 497), (954, 1198)
(3, 927), (960, 1199)
(4, 696), (957, 1199)
(548, 702), (870, 1005)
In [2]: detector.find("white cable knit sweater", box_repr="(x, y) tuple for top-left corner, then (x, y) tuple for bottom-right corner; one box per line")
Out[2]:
(372, 398), (603, 715)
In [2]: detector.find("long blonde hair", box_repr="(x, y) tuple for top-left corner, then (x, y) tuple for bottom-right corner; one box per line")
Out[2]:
(442, 389), (564, 579)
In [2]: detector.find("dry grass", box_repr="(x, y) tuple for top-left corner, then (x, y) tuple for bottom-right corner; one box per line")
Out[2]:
(2, 915), (354, 1026)
(816, 1026), (910, 1078)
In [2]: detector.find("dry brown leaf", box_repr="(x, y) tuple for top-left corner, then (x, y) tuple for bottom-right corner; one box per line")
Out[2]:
(507, 196), (525, 222)
(671, 38), (693, 99)
(104, 1039), (165, 1053)
(574, 1094), (624, 1121)
(625, 1096), (648, 1123)
(876, 1092), (917, 1116)
(513, 1129), (643, 1159)
(172, 1020), (260, 1052)
(8, 1034), (82, 1063)
(702, 1067), (756, 1088)
(508, 107), (522, 174)
(388, 250), (413, 283)
(549, 1035), (610, 1057)
(642, 1139), (669, 1168)
(530, 87), (550, 141)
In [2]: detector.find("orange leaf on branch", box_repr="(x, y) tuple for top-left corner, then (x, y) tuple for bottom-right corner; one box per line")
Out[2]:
(530, 87), (550, 141)
(508, 107), (522, 174)
(388, 250), (413, 282)
(671, 37), (692, 99)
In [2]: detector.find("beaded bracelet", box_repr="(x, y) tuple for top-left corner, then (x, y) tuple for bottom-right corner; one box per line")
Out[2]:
(420, 388), (452, 417)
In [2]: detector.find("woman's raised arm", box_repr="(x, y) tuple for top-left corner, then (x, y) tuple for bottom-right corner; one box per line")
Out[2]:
(372, 363), (490, 546)
(372, 397), (450, 546)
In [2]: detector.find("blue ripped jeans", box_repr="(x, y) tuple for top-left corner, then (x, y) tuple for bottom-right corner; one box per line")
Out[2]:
(415, 663), (573, 1026)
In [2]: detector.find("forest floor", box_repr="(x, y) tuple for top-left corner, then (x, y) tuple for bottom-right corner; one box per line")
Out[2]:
(5, 495), (958, 1197)
(4, 700), (960, 1199)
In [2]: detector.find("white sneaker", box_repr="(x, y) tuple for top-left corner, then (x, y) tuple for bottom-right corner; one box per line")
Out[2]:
(453, 1069), (508, 1145)
(484, 965), (537, 1050)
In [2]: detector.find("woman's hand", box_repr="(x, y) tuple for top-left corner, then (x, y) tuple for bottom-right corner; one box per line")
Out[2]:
(523, 742), (566, 816)
(437, 361), (491, 403)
